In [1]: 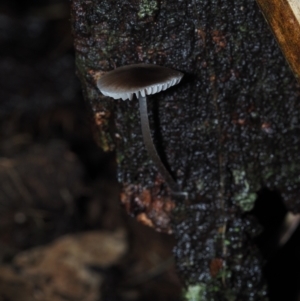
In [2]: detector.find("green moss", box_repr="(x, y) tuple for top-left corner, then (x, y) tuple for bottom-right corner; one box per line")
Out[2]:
(184, 284), (206, 301)
(196, 179), (205, 191)
(232, 170), (257, 212)
(138, 0), (158, 18)
(116, 152), (125, 164)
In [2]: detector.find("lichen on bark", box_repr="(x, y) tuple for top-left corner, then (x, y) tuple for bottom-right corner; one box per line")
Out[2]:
(71, 0), (300, 300)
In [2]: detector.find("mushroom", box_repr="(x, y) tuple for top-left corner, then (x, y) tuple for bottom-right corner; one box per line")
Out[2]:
(97, 63), (186, 197)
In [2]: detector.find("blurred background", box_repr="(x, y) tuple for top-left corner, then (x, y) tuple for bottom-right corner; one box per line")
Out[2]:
(0, 0), (181, 300)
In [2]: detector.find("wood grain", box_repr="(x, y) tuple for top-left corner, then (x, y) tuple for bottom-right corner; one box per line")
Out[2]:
(256, 0), (300, 82)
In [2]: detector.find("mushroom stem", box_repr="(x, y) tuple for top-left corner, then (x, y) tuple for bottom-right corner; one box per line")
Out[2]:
(138, 94), (183, 194)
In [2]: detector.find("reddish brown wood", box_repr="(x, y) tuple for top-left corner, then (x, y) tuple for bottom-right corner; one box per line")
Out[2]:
(256, 0), (300, 82)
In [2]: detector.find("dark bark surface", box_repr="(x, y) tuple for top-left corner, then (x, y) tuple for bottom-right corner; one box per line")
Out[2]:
(71, 0), (300, 300)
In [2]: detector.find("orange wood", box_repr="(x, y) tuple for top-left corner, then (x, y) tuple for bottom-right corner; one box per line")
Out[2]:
(256, 0), (300, 82)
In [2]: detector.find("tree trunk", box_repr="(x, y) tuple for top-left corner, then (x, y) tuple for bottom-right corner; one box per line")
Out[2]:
(70, 0), (300, 300)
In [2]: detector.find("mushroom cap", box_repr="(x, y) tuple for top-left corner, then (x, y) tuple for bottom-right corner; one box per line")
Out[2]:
(97, 64), (183, 100)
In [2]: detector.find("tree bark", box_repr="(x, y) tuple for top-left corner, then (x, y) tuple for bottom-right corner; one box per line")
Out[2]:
(71, 0), (300, 300)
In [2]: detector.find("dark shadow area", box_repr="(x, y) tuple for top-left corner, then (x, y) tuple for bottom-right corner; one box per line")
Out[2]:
(0, 1), (181, 300)
(151, 97), (176, 179)
(252, 188), (300, 301)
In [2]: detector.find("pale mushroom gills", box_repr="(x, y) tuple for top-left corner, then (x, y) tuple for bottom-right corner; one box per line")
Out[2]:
(97, 63), (187, 197)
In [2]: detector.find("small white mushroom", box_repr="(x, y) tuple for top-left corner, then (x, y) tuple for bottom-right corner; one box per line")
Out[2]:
(97, 63), (185, 196)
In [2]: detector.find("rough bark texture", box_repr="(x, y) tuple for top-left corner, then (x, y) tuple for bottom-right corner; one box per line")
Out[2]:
(70, 0), (300, 300)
